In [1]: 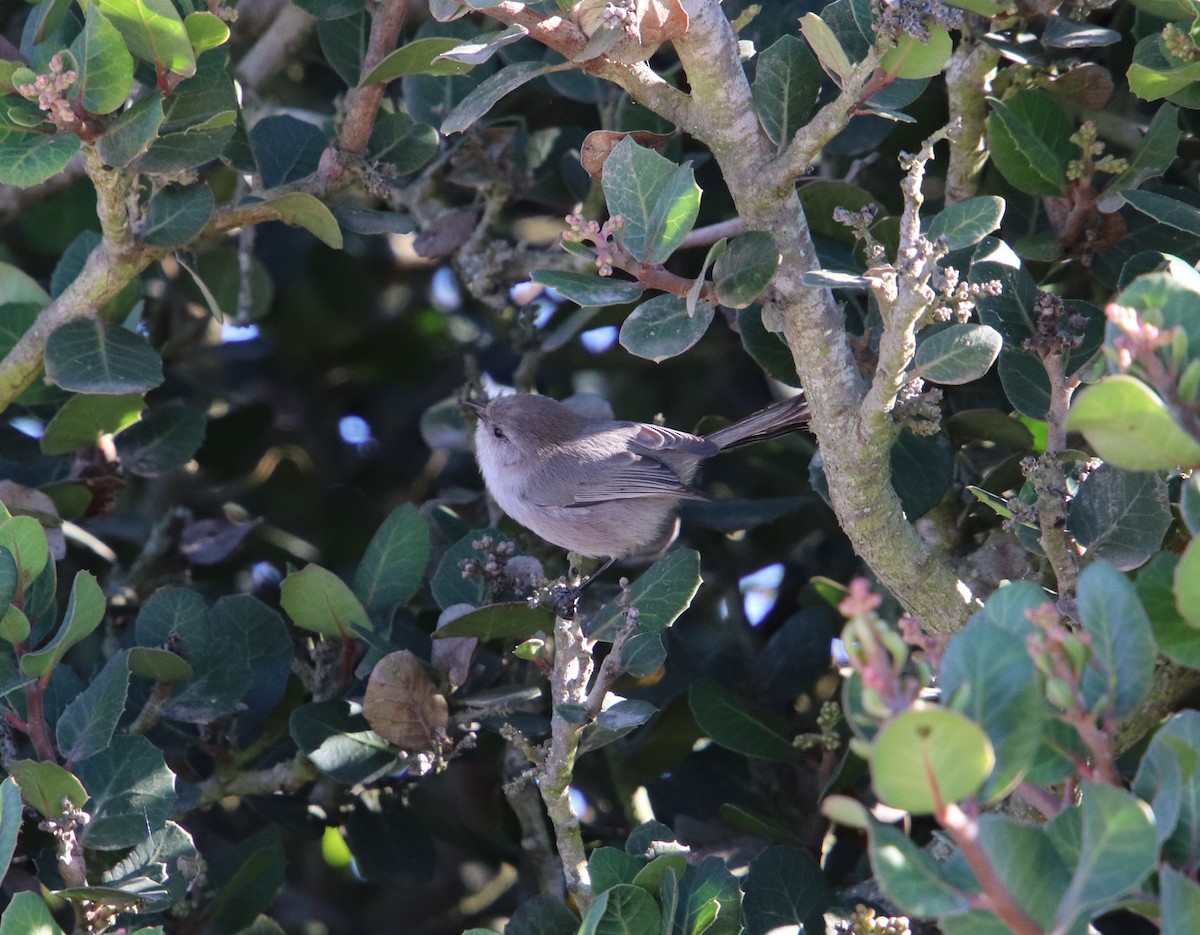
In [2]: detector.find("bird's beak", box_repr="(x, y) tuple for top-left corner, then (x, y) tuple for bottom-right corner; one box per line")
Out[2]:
(462, 399), (486, 419)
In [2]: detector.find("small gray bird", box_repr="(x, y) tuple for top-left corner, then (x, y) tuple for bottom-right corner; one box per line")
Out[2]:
(467, 392), (809, 573)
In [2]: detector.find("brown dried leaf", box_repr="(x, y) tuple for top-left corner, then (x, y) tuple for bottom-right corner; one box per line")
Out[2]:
(432, 604), (478, 689)
(580, 129), (675, 178)
(363, 650), (449, 751)
(637, 0), (688, 45)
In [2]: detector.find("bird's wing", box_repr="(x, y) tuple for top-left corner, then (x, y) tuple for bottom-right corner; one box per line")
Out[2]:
(526, 448), (706, 507)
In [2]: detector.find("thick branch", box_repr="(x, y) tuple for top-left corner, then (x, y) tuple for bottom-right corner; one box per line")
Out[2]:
(340, 0), (411, 158)
(944, 22), (999, 205)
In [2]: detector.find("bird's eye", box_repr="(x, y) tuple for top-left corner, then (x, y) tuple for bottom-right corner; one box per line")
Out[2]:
(493, 425), (506, 439)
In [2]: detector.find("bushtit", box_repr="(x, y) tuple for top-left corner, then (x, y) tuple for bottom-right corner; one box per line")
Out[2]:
(468, 392), (809, 571)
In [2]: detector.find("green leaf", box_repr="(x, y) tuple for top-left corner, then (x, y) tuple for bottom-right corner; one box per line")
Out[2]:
(1050, 781), (1157, 929)
(41, 393), (145, 455)
(1067, 375), (1200, 470)
(432, 602), (553, 640)
(590, 847), (645, 892)
(712, 231), (780, 309)
(361, 37), (475, 84)
(56, 650), (130, 765)
(290, 699), (398, 784)
(737, 306), (802, 387)
(1099, 105), (1179, 210)
(353, 504), (431, 616)
(1176, 539), (1200, 629)
(620, 628), (665, 678)
(140, 52), (236, 173)
(799, 12), (851, 83)
(602, 137), (699, 264)
(250, 115), (328, 189)
(531, 269), (643, 307)
(114, 401), (207, 475)
(880, 27), (952, 79)
(436, 25), (528, 65)
(0, 515), (49, 590)
(890, 428), (953, 519)
(619, 294), (714, 363)
(986, 90), (1074, 196)
(76, 734), (175, 850)
(579, 884), (660, 935)
(96, 91), (164, 167)
(914, 323), (1002, 385)
(8, 759), (88, 818)
(1076, 562), (1155, 719)
(869, 820), (976, 917)
(1121, 189), (1200, 237)
(1136, 552), (1200, 667)
(0, 264), (50, 306)
(587, 548), (702, 640)
(367, 111), (439, 175)
(926, 196), (1006, 251)
(871, 706), (994, 814)
(0, 121), (80, 188)
(206, 834), (286, 933)
(976, 814), (1070, 927)
(741, 846), (830, 935)
(261, 192), (344, 249)
(101, 821), (200, 912)
(183, 11), (230, 55)
(70, 5), (134, 115)
(1067, 465), (1171, 570)
(21, 571), (106, 677)
(673, 856), (741, 935)
(280, 563), (371, 638)
(127, 646), (192, 683)
(1128, 34), (1200, 102)
(429, 528), (514, 608)
(142, 182), (214, 247)
(95, 0), (197, 78)
(44, 318), (164, 395)
(940, 618), (1044, 801)
(319, 9), (370, 85)
(0, 892), (65, 935)
(688, 678), (800, 760)
(504, 897), (579, 935)
(441, 61), (546, 135)
(752, 35), (821, 146)
(0, 778), (22, 887)
(1162, 866), (1200, 935)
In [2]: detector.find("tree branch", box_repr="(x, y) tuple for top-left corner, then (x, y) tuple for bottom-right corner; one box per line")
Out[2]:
(943, 19), (999, 205)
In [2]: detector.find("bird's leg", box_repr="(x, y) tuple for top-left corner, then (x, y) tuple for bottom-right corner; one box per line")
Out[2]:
(552, 556), (616, 619)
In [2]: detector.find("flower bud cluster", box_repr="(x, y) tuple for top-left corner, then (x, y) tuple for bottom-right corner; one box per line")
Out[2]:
(1025, 601), (1092, 712)
(461, 536), (546, 601)
(929, 266), (1002, 323)
(1021, 291), (1089, 357)
(1066, 122), (1129, 182)
(563, 212), (626, 276)
(18, 53), (78, 129)
(840, 903), (912, 935)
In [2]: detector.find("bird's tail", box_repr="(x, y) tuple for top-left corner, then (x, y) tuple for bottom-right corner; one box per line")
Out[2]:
(705, 393), (810, 451)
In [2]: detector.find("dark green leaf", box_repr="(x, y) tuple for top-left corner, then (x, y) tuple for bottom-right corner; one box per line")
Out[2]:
(1067, 465), (1171, 570)
(1136, 552), (1200, 668)
(101, 821), (200, 912)
(441, 61), (546, 135)
(505, 896), (579, 935)
(290, 699), (398, 784)
(531, 269), (643, 307)
(44, 318), (163, 395)
(970, 237), (1037, 344)
(602, 137), (699, 263)
(56, 650), (130, 765)
(587, 549), (702, 640)
(343, 804), (435, 882)
(127, 646), (192, 682)
(353, 503), (431, 616)
(1162, 866), (1200, 935)
(142, 182), (214, 247)
(293, 0), (364, 18)
(689, 678), (800, 760)
(976, 815), (1070, 927)
(1122, 189), (1200, 237)
(619, 295), (714, 363)
(869, 821), (976, 917)
(914, 323), (1002, 384)
(941, 618), (1044, 801)
(77, 734), (175, 850)
(1099, 105), (1180, 210)
(742, 846), (830, 935)
(368, 112), (439, 175)
(114, 401), (207, 475)
(250, 115), (328, 189)
(890, 428), (953, 518)
(673, 856), (741, 935)
(70, 5), (134, 115)
(985, 90), (1073, 196)
(0, 778), (22, 888)
(589, 847), (644, 892)
(753, 35), (821, 146)
(713, 231), (780, 309)
(1075, 562), (1155, 719)
(429, 528), (515, 608)
(318, 9), (370, 86)
(433, 602), (553, 640)
(139, 52), (236, 172)
(620, 628), (665, 678)
(97, 91), (164, 167)
(580, 884), (660, 935)
(926, 196), (1005, 251)
(0, 121), (80, 188)
(736, 306), (802, 386)
(206, 835), (286, 934)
